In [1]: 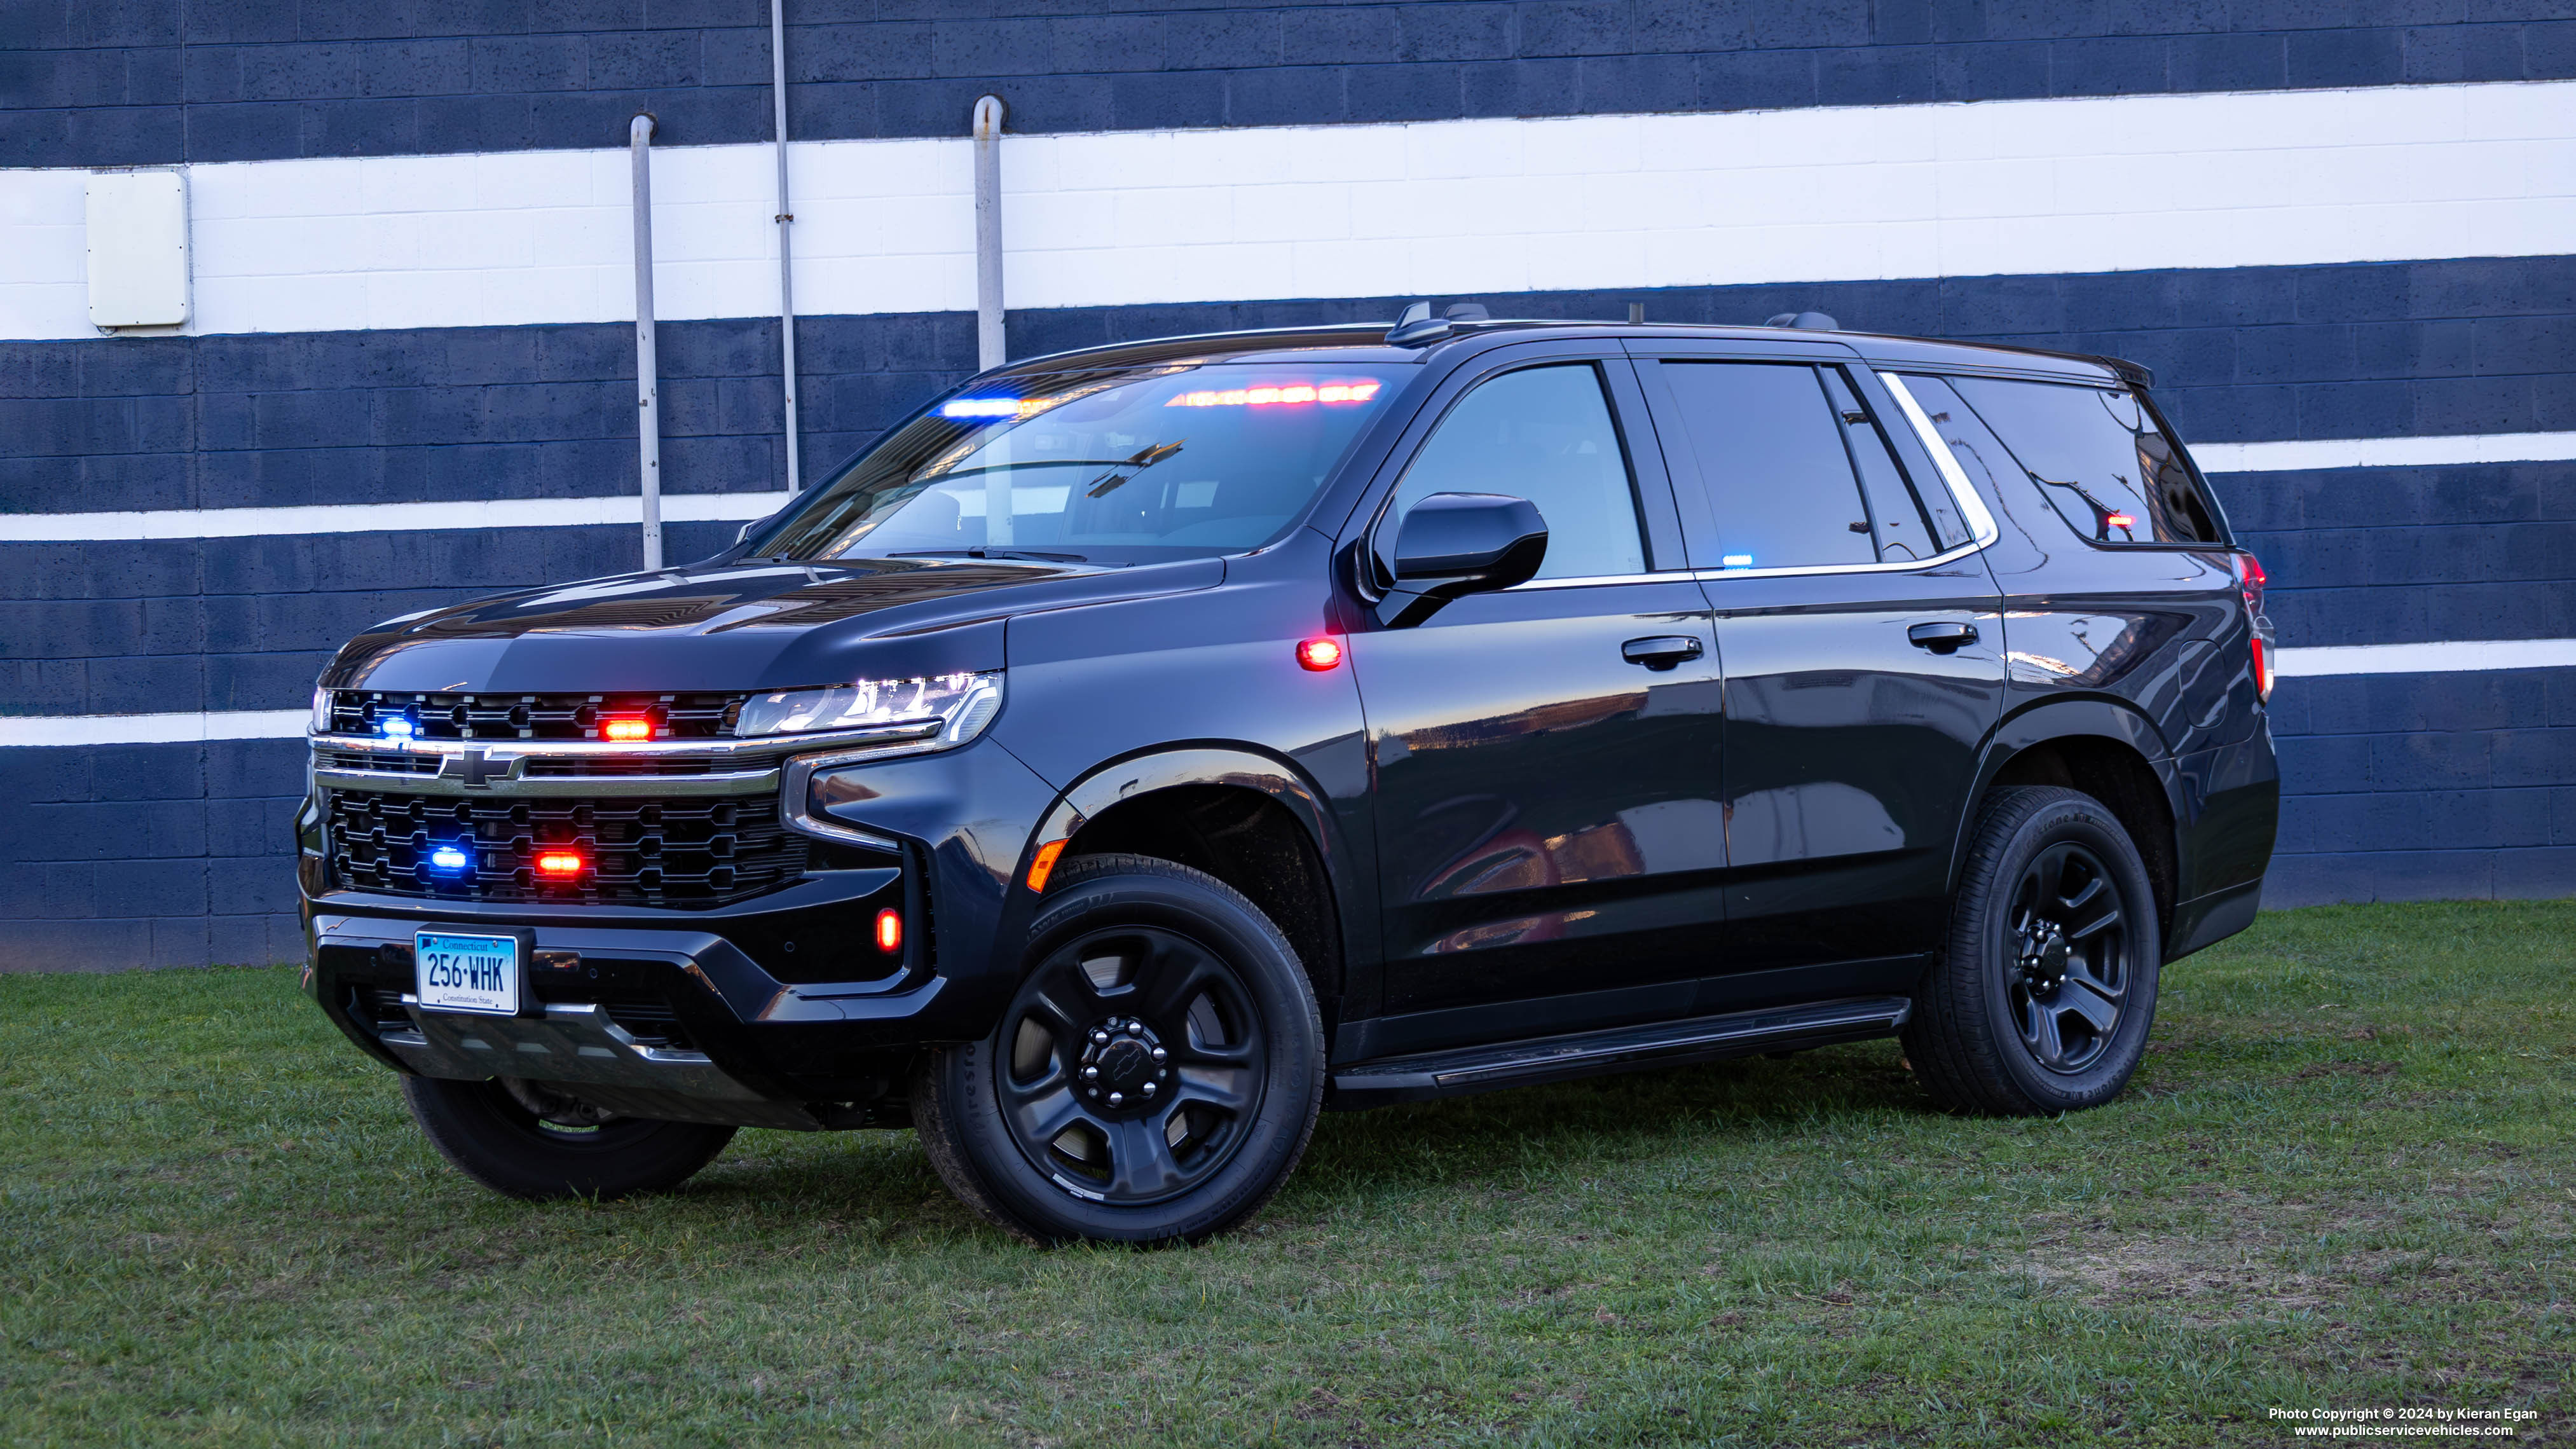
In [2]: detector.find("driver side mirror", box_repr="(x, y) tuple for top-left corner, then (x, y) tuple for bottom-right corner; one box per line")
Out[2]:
(1380, 492), (1548, 626)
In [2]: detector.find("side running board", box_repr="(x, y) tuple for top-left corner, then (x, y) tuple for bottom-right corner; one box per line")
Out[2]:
(1328, 996), (1912, 1109)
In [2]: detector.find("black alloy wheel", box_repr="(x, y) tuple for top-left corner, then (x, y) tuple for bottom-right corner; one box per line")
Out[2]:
(996, 924), (1269, 1203)
(914, 853), (1324, 1245)
(400, 1073), (737, 1199)
(1905, 785), (2162, 1116)
(2004, 840), (2134, 1073)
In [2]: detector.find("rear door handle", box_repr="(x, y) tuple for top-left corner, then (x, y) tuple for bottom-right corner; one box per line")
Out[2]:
(1907, 621), (1978, 654)
(1622, 635), (1704, 671)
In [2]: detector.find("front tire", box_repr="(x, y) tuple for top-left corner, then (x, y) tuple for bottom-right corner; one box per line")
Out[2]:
(401, 1075), (737, 1200)
(1906, 786), (2162, 1116)
(914, 853), (1325, 1245)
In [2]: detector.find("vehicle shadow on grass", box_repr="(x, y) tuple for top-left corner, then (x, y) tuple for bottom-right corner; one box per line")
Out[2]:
(673, 1041), (1936, 1235)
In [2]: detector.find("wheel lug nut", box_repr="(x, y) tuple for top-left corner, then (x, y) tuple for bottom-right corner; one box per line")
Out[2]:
(1108, 1091), (1124, 1106)
(1081, 1066), (1098, 1080)
(1150, 1046), (1167, 1062)
(1141, 1082), (1156, 1098)
(1091, 1030), (1109, 1044)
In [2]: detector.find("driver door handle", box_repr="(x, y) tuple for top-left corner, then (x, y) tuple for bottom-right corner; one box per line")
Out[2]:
(1622, 635), (1704, 671)
(1907, 621), (1978, 654)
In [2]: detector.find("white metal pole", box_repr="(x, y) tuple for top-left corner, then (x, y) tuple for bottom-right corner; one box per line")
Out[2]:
(973, 94), (1007, 372)
(629, 113), (664, 570)
(771, 0), (801, 493)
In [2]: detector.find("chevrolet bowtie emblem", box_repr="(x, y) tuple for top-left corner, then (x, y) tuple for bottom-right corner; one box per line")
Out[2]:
(440, 748), (516, 789)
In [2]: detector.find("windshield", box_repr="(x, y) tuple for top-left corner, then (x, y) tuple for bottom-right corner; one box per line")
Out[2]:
(747, 362), (1404, 565)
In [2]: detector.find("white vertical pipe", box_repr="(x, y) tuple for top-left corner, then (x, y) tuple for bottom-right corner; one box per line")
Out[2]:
(629, 113), (664, 571)
(770, 0), (801, 493)
(973, 94), (1007, 373)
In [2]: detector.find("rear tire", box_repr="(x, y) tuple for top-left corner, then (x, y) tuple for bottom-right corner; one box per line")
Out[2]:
(915, 853), (1325, 1245)
(401, 1075), (737, 1200)
(1906, 786), (2162, 1116)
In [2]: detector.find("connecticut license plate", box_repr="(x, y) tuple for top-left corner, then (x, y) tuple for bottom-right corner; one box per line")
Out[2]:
(414, 931), (521, 1016)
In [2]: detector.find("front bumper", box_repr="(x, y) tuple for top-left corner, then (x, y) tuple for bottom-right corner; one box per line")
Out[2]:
(301, 736), (1065, 1129)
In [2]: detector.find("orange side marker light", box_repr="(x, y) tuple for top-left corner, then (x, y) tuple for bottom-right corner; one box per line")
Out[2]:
(1026, 839), (1069, 893)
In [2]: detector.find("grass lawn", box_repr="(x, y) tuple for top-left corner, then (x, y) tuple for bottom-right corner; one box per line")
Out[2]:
(3, 902), (2570, 1446)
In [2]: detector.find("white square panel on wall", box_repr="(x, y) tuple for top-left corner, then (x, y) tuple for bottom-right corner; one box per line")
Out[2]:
(86, 170), (189, 330)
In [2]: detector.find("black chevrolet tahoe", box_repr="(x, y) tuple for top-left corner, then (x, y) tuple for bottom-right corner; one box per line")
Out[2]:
(299, 307), (2279, 1244)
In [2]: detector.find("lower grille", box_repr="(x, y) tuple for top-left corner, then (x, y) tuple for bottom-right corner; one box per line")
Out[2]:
(324, 786), (805, 908)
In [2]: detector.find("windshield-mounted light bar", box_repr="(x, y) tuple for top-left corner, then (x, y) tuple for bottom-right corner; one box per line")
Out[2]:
(1165, 381), (1380, 408)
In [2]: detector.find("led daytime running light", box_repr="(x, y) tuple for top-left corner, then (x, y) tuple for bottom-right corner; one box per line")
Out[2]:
(736, 670), (1004, 743)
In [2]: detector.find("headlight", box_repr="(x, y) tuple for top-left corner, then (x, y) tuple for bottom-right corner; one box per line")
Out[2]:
(310, 683), (332, 734)
(735, 670), (1003, 746)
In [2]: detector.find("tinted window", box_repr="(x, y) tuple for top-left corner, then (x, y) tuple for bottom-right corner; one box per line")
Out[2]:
(1391, 363), (1646, 580)
(1657, 362), (1875, 570)
(1817, 367), (1952, 559)
(751, 363), (1399, 565)
(1945, 377), (2219, 546)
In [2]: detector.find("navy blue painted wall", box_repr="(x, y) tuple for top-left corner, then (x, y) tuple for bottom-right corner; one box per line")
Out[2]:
(3, 256), (2573, 965)
(10, 0), (2575, 167)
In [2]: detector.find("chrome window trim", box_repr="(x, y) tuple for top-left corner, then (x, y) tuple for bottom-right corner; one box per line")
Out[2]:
(1504, 570), (1678, 591)
(1690, 535), (1987, 584)
(778, 744), (921, 852)
(1878, 371), (2003, 548)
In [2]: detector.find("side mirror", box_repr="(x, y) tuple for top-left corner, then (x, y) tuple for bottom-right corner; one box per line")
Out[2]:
(1381, 492), (1547, 626)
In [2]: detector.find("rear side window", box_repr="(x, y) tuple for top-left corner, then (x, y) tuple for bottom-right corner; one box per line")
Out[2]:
(1654, 361), (1931, 570)
(1943, 376), (2219, 546)
(1390, 363), (1646, 580)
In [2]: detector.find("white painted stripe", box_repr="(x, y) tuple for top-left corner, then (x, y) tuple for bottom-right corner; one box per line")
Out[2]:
(3, 425), (2558, 542)
(0, 490), (793, 543)
(0, 710), (309, 748)
(5, 638), (2570, 746)
(2195, 432), (2576, 473)
(6, 81), (2572, 341)
(2272, 638), (2576, 676)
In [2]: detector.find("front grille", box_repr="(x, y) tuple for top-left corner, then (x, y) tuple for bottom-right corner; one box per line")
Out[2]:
(325, 690), (748, 742)
(323, 786), (805, 908)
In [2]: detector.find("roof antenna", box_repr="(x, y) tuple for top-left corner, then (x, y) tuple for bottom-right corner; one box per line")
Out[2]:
(1388, 299), (1469, 347)
(1628, 303), (1645, 324)
(1765, 310), (1841, 331)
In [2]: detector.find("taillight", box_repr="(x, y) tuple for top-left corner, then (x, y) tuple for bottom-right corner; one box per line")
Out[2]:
(2236, 551), (2273, 703)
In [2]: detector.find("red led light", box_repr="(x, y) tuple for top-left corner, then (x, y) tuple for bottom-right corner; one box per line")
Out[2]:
(1167, 380), (1381, 409)
(535, 850), (586, 876)
(875, 908), (903, 954)
(2251, 634), (2272, 703)
(1296, 637), (1343, 671)
(2104, 512), (2135, 529)
(601, 717), (653, 742)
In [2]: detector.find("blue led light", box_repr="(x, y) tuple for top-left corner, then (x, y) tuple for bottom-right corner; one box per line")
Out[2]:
(1721, 554), (1755, 568)
(939, 397), (1022, 419)
(380, 715), (416, 738)
(428, 844), (471, 873)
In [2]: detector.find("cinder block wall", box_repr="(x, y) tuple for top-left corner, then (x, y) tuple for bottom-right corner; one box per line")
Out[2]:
(4, 1), (2573, 969)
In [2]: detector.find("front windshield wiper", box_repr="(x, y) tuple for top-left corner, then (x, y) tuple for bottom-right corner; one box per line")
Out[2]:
(1084, 440), (1186, 498)
(885, 547), (1091, 564)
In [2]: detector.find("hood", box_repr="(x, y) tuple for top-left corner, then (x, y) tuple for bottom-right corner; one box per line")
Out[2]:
(324, 554), (1224, 694)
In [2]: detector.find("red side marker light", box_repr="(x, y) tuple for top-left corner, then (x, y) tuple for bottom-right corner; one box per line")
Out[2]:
(535, 849), (586, 877)
(2104, 512), (2135, 530)
(601, 716), (653, 742)
(1296, 637), (1343, 671)
(875, 908), (903, 954)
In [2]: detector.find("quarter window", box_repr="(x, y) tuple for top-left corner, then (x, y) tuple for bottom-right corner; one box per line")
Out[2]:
(1942, 376), (2219, 546)
(1390, 364), (1647, 580)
